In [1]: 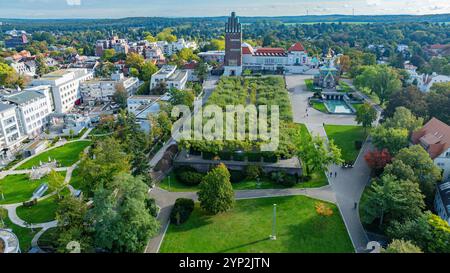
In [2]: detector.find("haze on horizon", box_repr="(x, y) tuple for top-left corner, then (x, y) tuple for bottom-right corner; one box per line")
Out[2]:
(0, 0), (449, 19)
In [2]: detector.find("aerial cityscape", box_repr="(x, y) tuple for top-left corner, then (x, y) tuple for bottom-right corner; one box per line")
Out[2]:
(0, 0), (449, 262)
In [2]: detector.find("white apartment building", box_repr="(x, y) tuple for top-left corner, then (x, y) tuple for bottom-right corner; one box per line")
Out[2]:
(150, 65), (188, 90)
(435, 181), (450, 225)
(0, 103), (26, 163)
(3, 86), (53, 137)
(10, 61), (36, 77)
(155, 38), (198, 56)
(31, 69), (94, 113)
(127, 95), (154, 115)
(80, 74), (140, 102)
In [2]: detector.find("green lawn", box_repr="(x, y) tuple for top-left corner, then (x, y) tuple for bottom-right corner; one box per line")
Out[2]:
(0, 174), (48, 205)
(160, 195), (354, 253)
(17, 140), (91, 170)
(1, 208), (40, 252)
(305, 79), (321, 92)
(312, 101), (328, 113)
(324, 125), (366, 163)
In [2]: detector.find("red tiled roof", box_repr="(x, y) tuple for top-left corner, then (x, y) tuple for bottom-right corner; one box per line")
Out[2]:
(288, 42), (306, 52)
(254, 48), (287, 57)
(183, 61), (198, 70)
(242, 46), (253, 55)
(411, 117), (450, 159)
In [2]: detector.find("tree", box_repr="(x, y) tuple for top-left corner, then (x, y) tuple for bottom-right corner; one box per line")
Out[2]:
(338, 55), (351, 74)
(125, 53), (145, 71)
(55, 196), (92, 253)
(168, 88), (195, 108)
(426, 90), (450, 125)
(149, 110), (172, 142)
(387, 212), (450, 253)
(384, 86), (428, 120)
(362, 53), (376, 66)
(383, 159), (415, 182)
(156, 28), (177, 42)
(198, 163), (234, 215)
(371, 126), (409, 155)
(102, 49), (116, 62)
(139, 61), (157, 82)
(355, 102), (377, 132)
(354, 65), (402, 104)
(430, 82), (450, 94)
(364, 149), (392, 175)
(77, 137), (131, 196)
(394, 145), (441, 204)
(383, 239), (423, 253)
(48, 170), (65, 199)
(144, 34), (156, 43)
(0, 62), (19, 87)
(113, 84), (128, 109)
(361, 174), (425, 228)
(298, 135), (343, 176)
(89, 173), (159, 252)
(383, 106), (423, 134)
(195, 61), (208, 83)
(35, 54), (50, 76)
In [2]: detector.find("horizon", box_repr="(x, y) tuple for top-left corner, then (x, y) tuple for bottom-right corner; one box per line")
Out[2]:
(0, 0), (449, 19)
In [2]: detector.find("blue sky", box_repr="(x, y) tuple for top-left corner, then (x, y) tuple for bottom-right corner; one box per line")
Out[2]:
(0, 0), (449, 18)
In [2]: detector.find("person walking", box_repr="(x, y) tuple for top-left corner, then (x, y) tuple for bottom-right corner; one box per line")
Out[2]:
(354, 202), (358, 209)
(334, 171), (337, 178)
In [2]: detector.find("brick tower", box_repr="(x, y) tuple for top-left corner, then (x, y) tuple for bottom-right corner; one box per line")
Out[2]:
(223, 12), (243, 76)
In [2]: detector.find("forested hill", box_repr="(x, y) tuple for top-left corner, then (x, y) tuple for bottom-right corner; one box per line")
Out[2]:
(0, 14), (449, 32)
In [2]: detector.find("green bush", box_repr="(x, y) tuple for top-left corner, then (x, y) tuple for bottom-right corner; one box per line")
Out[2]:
(355, 140), (363, 150)
(271, 171), (296, 187)
(145, 198), (158, 217)
(262, 153), (278, 163)
(245, 165), (262, 180)
(170, 198), (194, 225)
(202, 152), (215, 160)
(175, 166), (205, 186)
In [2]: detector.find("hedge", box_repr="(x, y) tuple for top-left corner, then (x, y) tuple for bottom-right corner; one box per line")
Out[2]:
(170, 198), (195, 225)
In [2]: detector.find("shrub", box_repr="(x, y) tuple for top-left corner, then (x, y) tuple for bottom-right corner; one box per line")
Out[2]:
(247, 153), (262, 162)
(170, 198), (195, 225)
(145, 198), (158, 217)
(202, 152), (215, 160)
(245, 165), (262, 180)
(315, 202), (334, 217)
(271, 171), (296, 187)
(175, 168), (204, 186)
(262, 153), (278, 163)
(23, 199), (38, 207)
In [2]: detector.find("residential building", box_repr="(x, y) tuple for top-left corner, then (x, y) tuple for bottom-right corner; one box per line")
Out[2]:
(435, 181), (450, 224)
(127, 95), (154, 115)
(31, 69), (94, 113)
(155, 38), (198, 56)
(419, 73), (450, 92)
(10, 60), (36, 77)
(5, 33), (28, 49)
(80, 73), (140, 103)
(150, 65), (188, 90)
(95, 36), (129, 57)
(2, 86), (53, 137)
(0, 103), (26, 164)
(198, 50), (225, 64)
(144, 46), (165, 63)
(411, 117), (450, 181)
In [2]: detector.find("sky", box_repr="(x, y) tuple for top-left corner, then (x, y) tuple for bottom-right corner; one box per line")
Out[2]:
(0, 0), (449, 19)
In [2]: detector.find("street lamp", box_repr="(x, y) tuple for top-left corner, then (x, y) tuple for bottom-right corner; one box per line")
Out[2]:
(270, 204), (277, 240)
